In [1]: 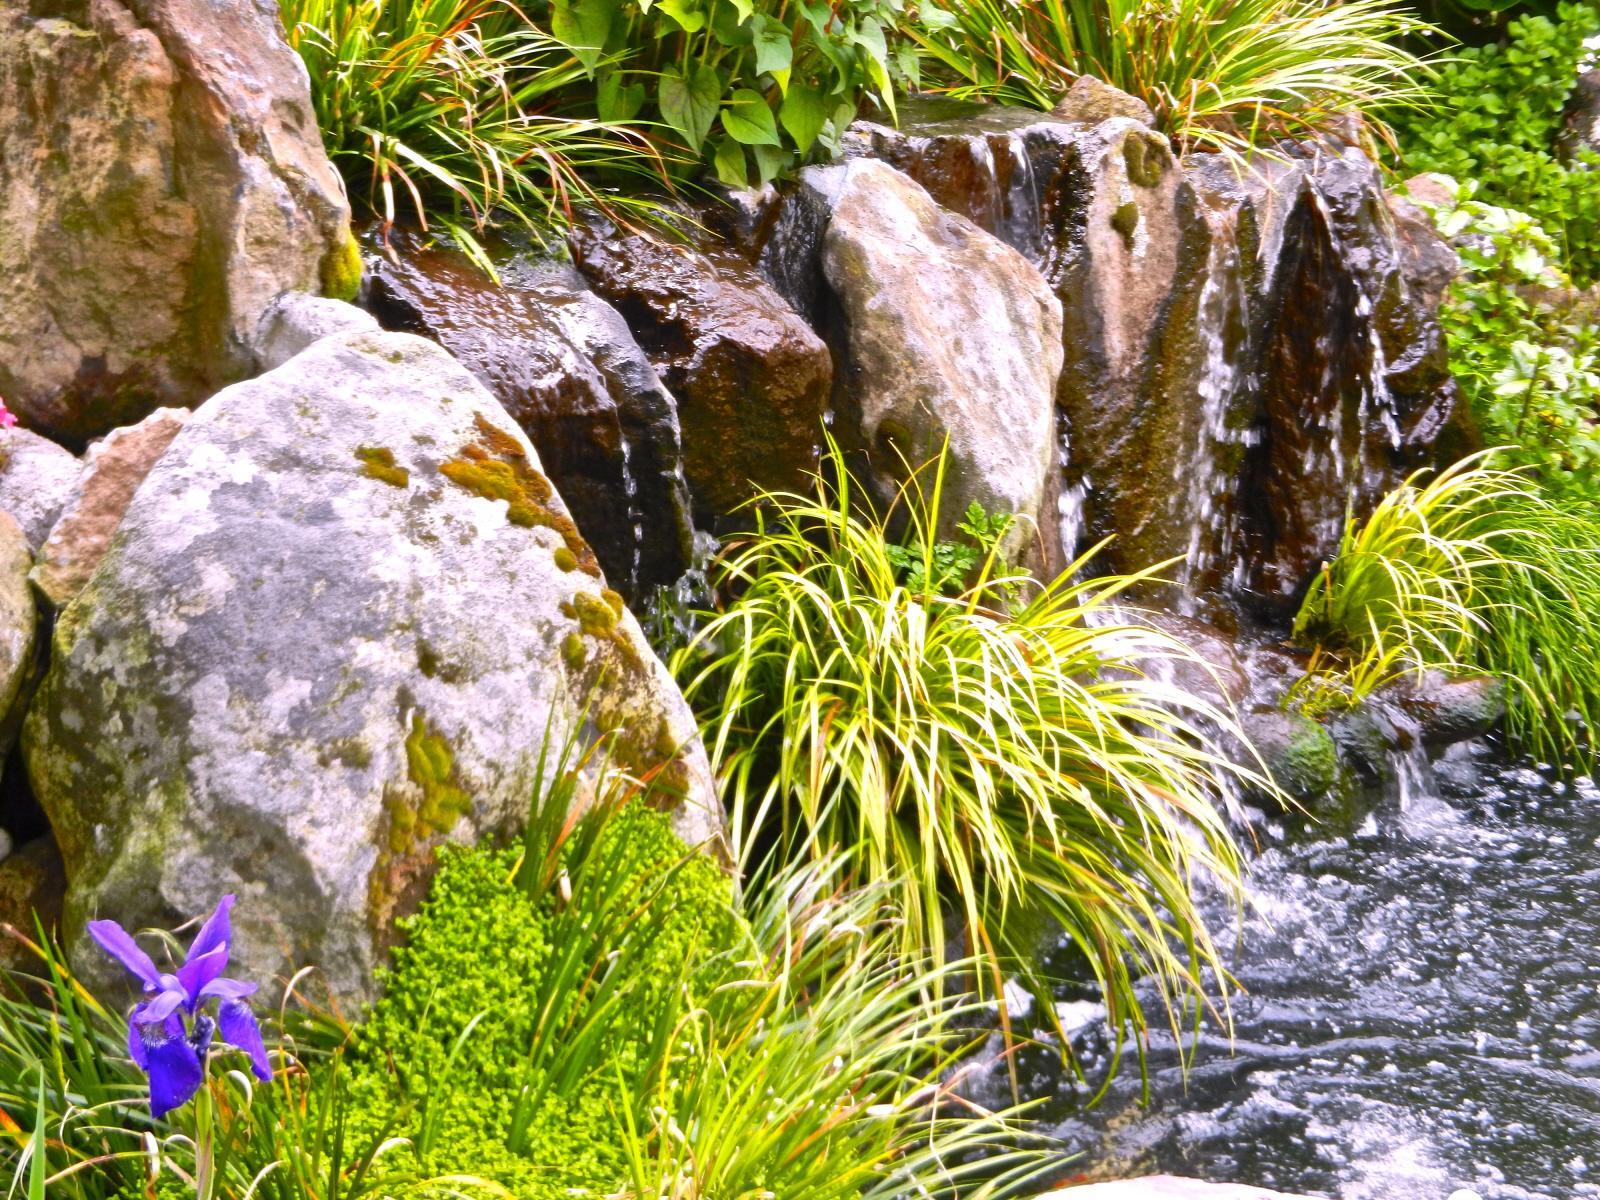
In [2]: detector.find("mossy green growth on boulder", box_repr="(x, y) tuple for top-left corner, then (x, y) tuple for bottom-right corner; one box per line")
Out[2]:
(321, 229), (365, 302)
(343, 804), (740, 1200)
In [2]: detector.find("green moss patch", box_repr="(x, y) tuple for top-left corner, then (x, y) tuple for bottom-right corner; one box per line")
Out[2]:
(344, 806), (739, 1200)
(355, 446), (410, 488)
(1111, 200), (1140, 245)
(438, 415), (601, 578)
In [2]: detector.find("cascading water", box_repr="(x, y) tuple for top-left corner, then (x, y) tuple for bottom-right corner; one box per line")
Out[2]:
(1174, 215), (1252, 610)
(965, 743), (1600, 1200)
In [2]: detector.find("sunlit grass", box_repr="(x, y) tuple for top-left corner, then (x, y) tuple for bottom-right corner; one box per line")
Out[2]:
(910, 0), (1440, 154)
(674, 443), (1269, 1067)
(1293, 452), (1600, 770)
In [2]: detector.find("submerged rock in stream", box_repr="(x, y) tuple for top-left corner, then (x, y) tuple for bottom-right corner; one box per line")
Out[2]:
(367, 235), (696, 596)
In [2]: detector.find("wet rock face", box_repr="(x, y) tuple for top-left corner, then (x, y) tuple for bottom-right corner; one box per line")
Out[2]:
(0, 0), (353, 443)
(569, 217), (834, 521)
(23, 331), (723, 1005)
(817, 159), (1064, 565)
(1225, 148), (1470, 611)
(367, 237), (695, 597)
(837, 101), (1466, 612)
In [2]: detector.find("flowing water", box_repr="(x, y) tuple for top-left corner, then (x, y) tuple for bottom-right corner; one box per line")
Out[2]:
(992, 744), (1600, 1199)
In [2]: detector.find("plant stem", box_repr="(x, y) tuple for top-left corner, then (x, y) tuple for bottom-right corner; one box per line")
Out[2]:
(194, 1067), (215, 1200)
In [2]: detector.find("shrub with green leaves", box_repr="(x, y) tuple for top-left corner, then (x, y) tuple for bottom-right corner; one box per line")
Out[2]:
(1293, 454), (1600, 771)
(549, 0), (913, 187)
(1417, 180), (1600, 504)
(1394, 3), (1600, 283)
(674, 444), (1267, 1059)
(909, 0), (1437, 153)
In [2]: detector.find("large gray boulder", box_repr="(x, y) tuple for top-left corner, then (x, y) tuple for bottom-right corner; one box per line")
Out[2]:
(818, 159), (1063, 566)
(0, 0), (356, 442)
(0, 427), (80, 549)
(0, 513), (36, 755)
(24, 331), (724, 1004)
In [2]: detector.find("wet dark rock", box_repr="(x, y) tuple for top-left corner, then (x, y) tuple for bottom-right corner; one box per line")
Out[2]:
(1202, 147), (1473, 613)
(1048, 76), (1157, 128)
(817, 160), (1063, 566)
(1383, 670), (1505, 749)
(1242, 708), (1342, 806)
(1387, 195), (1458, 312)
(1135, 613), (1252, 710)
(0, 0), (354, 442)
(569, 217), (833, 522)
(1557, 69), (1600, 162)
(368, 235), (695, 596)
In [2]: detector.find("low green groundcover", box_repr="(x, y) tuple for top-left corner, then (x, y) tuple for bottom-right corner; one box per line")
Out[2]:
(342, 805), (739, 1199)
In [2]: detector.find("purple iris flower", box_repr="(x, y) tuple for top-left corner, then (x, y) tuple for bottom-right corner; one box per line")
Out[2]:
(88, 895), (272, 1118)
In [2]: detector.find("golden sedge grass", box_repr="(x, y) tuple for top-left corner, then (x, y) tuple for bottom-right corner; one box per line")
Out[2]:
(674, 443), (1275, 1076)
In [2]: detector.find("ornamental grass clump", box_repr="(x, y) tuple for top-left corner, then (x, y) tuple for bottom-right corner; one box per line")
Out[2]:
(279, 0), (675, 260)
(674, 444), (1265, 1058)
(910, 0), (1438, 153)
(1293, 453), (1600, 771)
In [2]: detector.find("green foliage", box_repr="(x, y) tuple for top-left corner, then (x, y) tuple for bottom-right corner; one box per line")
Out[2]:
(279, 0), (674, 255)
(1394, 3), (1600, 283)
(909, 0), (1438, 152)
(884, 501), (1016, 598)
(1293, 454), (1600, 771)
(674, 443), (1268, 1063)
(548, 0), (912, 186)
(1415, 180), (1600, 502)
(345, 800), (1049, 1200)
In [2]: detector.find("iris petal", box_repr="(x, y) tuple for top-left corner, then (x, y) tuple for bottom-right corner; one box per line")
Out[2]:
(175, 946), (228, 1003)
(86, 920), (162, 989)
(143, 1030), (204, 1119)
(197, 977), (258, 1002)
(140, 988), (187, 1024)
(217, 999), (272, 1081)
(185, 895), (234, 963)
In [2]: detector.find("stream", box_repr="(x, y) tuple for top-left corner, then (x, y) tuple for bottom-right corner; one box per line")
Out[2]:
(1005, 743), (1600, 1199)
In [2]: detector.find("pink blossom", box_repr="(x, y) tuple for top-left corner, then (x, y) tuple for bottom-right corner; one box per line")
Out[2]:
(0, 399), (14, 430)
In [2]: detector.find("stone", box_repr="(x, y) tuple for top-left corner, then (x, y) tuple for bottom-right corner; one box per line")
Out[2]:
(31, 408), (190, 609)
(23, 330), (724, 1005)
(367, 235), (695, 597)
(1241, 709), (1341, 805)
(0, 838), (67, 972)
(1132, 613), (1251, 710)
(1388, 195), (1458, 312)
(252, 292), (382, 373)
(0, 0), (354, 443)
(1041, 1176), (1312, 1199)
(569, 216), (834, 521)
(1384, 670), (1505, 749)
(1049, 75), (1157, 128)
(0, 513), (36, 756)
(1557, 69), (1600, 162)
(0, 427), (81, 549)
(818, 159), (1063, 566)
